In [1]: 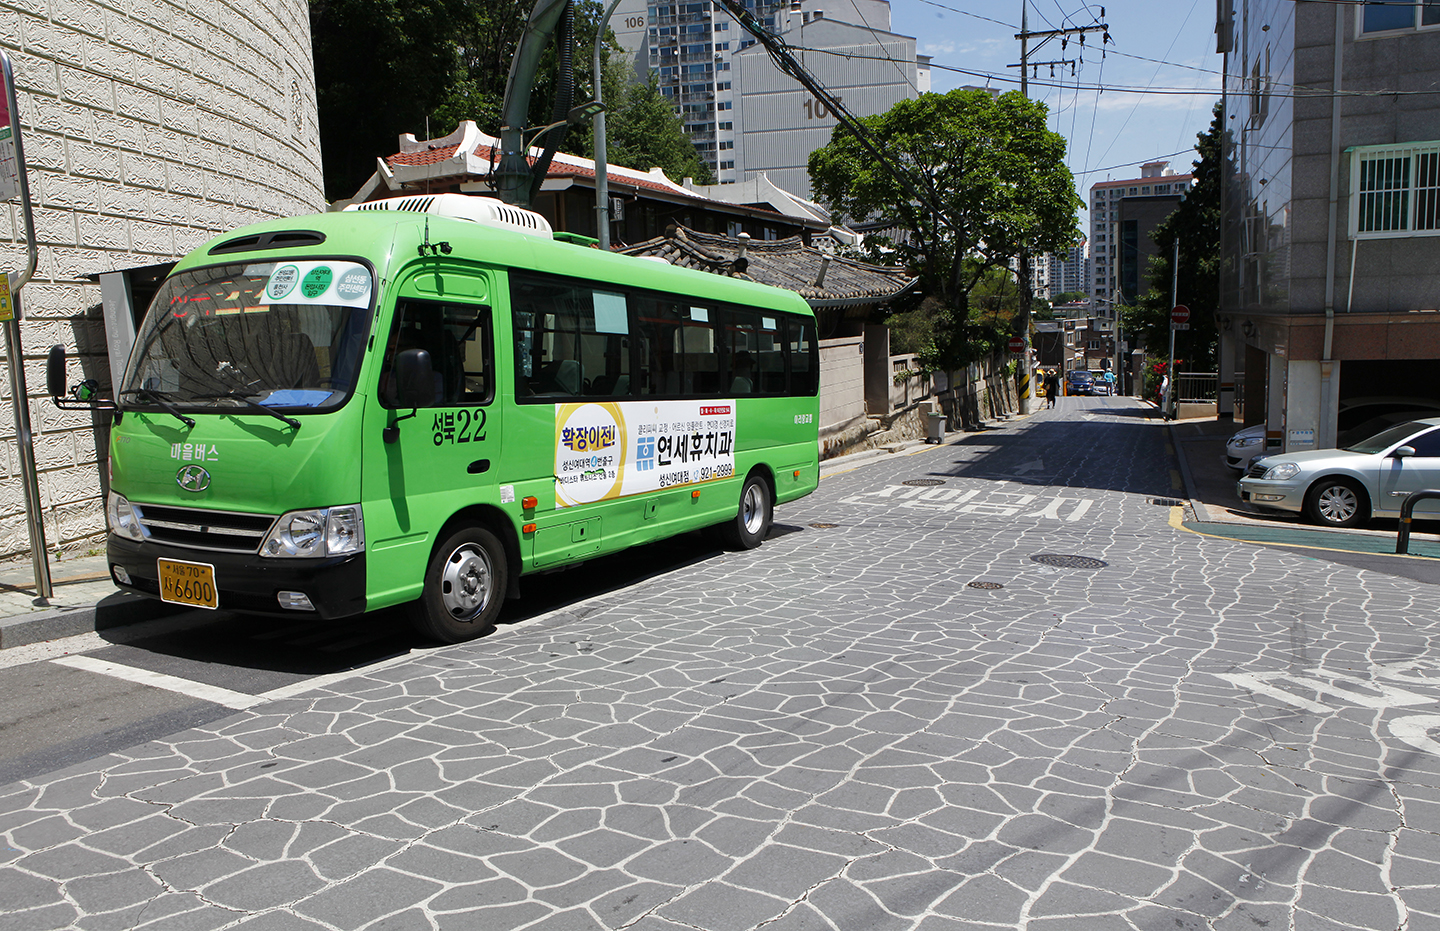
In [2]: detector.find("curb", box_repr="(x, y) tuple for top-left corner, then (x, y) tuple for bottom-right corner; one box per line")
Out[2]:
(0, 594), (186, 650)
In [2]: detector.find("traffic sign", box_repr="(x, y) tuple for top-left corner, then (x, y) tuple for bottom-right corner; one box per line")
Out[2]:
(1171, 305), (1190, 327)
(1007, 335), (1025, 353)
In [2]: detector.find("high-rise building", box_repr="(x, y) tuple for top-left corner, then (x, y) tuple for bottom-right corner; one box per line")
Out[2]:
(1087, 161), (1192, 314)
(615, 0), (926, 196)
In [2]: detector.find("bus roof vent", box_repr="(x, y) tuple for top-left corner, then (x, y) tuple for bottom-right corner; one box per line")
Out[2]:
(345, 193), (553, 237)
(209, 229), (326, 255)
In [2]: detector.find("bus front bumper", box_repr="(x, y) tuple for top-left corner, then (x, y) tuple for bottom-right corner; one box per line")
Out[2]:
(107, 535), (367, 620)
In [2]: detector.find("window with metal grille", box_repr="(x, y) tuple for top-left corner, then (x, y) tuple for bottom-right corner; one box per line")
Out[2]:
(1351, 143), (1440, 237)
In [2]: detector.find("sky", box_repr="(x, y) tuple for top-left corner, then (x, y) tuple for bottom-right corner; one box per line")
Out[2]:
(885, 0), (1225, 238)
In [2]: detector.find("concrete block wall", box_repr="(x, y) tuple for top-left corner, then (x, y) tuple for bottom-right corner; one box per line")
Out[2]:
(0, 0), (323, 562)
(819, 336), (865, 432)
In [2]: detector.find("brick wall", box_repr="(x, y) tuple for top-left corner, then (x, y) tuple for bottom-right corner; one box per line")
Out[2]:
(0, 1), (323, 561)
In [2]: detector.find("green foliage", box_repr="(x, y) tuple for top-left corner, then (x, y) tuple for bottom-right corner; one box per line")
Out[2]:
(808, 88), (1081, 371)
(1123, 102), (1224, 372)
(310, 0), (710, 200)
(1051, 291), (1088, 304)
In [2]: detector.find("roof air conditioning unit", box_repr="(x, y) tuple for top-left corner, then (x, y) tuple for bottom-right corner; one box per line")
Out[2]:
(345, 193), (552, 237)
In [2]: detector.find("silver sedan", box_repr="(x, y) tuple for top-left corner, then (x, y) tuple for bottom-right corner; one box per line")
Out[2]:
(1236, 417), (1440, 527)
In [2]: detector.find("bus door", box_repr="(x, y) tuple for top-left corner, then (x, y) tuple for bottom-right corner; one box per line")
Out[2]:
(361, 278), (499, 606)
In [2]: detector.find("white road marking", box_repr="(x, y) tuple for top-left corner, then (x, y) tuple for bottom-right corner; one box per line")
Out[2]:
(839, 484), (1096, 521)
(53, 654), (263, 710)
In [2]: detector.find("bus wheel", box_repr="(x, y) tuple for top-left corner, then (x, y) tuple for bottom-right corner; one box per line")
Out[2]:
(721, 474), (772, 550)
(411, 526), (508, 643)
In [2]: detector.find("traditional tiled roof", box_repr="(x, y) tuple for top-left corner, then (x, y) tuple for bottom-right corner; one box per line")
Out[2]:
(351, 121), (805, 220)
(620, 226), (915, 307)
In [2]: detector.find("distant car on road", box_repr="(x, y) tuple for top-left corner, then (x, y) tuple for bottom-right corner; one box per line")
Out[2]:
(1088, 371), (1112, 396)
(1236, 417), (1440, 527)
(1065, 370), (1094, 396)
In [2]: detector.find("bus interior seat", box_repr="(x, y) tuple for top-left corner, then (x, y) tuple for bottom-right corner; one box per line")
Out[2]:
(538, 359), (583, 395)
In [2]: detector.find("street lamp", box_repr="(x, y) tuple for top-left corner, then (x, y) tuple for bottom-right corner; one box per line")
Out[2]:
(526, 100), (606, 150)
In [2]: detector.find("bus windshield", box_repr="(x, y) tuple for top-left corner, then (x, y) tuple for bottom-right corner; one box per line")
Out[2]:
(120, 260), (374, 413)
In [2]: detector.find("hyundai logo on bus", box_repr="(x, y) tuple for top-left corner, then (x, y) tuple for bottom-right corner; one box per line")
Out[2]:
(176, 465), (212, 492)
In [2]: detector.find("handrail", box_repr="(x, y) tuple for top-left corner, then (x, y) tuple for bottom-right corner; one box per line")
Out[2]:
(1395, 488), (1440, 554)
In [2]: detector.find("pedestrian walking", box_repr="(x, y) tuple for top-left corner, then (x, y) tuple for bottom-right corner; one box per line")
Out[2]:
(1044, 369), (1059, 408)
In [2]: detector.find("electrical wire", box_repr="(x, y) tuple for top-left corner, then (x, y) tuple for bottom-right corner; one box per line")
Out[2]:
(912, 0), (1015, 30)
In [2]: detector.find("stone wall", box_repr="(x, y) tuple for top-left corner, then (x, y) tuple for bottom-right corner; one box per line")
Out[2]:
(818, 335), (864, 432)
(0, 2), (323, 561)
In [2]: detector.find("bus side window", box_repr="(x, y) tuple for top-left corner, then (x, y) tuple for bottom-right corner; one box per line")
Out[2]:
(719, 307), (756, 396)
(511, 274), (629, 400)
(635, 297), (684, 397)
(756, 316), (784, 394)
(380, 299), (492, 408)
(787, 317), (817, 396)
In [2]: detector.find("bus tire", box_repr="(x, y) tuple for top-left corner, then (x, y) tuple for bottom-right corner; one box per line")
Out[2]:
(721, 473), (772, 550)
(410, 525), (508, 643)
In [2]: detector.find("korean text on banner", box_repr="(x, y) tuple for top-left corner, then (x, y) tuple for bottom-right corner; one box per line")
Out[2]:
(555, 400), (737, 507)
(0, 70), (18, 203)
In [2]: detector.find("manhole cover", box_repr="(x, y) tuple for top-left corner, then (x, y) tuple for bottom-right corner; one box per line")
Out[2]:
(967, 581), (1004, 590)
(1030, 554), (1109, 569)
(809, 522), (838, 529)
(1152, 497), (1185, 507)
(902, 478), (946, 486)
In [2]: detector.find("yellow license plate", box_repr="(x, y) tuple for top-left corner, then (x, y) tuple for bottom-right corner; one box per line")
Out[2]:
(157, 559), (219, 610)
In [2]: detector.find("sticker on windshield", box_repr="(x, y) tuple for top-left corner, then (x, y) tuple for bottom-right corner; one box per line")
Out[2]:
(261, 261), (372, 308)
(266, 265), (299, 301)
(300, 266), (333, 299)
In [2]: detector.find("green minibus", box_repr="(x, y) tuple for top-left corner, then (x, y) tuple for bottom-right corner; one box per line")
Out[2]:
(53, 194), (820, 642)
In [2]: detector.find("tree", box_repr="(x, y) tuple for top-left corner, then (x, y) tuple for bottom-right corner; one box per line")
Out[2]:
(599, 74), (715, 185)
(808, 89), (1082, 371)
(310, 0), (712, 201)
(1124, 102), (1224, 371)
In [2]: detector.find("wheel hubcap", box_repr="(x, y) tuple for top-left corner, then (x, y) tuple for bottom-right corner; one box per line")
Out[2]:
(741, 484), (765, 535)
(440, 544), (493, 619)
(1318, 486), (1357, 523)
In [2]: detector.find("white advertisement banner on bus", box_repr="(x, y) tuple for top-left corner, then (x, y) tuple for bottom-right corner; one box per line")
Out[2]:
(555, 399), (736, 508)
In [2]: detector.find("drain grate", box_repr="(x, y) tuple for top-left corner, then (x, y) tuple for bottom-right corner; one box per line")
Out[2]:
(1030, 554), (1109, 570)
(966, 581), (1005, 590)
(809, 522), (839, 529)
(1151, 497), (1185, 507)
(902, 478), (947, 487)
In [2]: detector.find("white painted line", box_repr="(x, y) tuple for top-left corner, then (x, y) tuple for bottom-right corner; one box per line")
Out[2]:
(257, 650), (424, 702)
(53, 654), (262, 710)
(1065, 499), (1094, 522)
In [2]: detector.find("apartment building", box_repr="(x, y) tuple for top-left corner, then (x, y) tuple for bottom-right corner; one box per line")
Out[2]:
(1087, 162), (1192, 315)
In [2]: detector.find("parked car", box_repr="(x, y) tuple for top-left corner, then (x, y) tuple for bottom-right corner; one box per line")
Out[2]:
(1236, 417), (1440, 527)
(1065, 369), (1093, 396)
(1227, 399), (1440, 473)
(1225, 424), (1266, 472)
(1088, 371), (1113, 396)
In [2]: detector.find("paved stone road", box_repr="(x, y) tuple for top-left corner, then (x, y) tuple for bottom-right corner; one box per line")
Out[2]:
(6, 397), (1440, 930)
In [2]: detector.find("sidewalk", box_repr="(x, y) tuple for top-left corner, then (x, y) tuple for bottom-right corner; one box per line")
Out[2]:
(0, 551), (180, 649)
(1166, 413), (1440, 581)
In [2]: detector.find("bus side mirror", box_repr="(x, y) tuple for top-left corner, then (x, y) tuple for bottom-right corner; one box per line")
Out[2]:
(46, 345), (66, 398)
(395, 348), (435, 409)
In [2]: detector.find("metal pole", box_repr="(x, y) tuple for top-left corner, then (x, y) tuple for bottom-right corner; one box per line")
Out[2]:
(594, 0), (623, 250)
(1165, 239), (1179, 420)
(0, 50), (48, 600)
(1017, 0), (1034, 414)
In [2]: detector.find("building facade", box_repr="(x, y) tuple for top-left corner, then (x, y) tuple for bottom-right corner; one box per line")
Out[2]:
(1218, 0), (1440, 449)
(616, 0), (926, 195)
(0, 3), (323, 562)
(1087, 162), (1192, 314)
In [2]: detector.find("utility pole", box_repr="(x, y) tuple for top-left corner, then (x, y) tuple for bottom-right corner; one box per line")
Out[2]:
(1011, 2), (1108, 414)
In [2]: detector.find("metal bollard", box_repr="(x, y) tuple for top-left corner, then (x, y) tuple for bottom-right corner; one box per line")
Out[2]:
(1396, 489), (1440, 554)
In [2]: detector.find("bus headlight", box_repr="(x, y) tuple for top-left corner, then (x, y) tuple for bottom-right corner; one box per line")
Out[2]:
(261, 505), (364, 558)
(107, 492), (145, 541)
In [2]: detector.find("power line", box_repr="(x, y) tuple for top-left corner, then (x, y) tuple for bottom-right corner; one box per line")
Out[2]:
(912, 0), (1015, 30)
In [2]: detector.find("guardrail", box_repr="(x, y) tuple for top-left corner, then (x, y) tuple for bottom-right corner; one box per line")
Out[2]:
(1176, 372), (1218, 402)
(1396, 488), (1440, 554)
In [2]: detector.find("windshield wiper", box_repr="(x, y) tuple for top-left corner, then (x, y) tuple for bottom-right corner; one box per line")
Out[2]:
(122, 388), (195, 428)
(190, 392), (301, 430)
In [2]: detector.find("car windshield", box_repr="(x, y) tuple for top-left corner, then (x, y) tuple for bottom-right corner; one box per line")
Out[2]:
(121, 260), (374, 413)
(1068, 371), (1091, 383)
(1344, 421), (1431, 454)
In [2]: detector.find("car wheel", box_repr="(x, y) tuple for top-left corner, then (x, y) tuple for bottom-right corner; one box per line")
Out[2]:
(720, 473), (772, 550)
(409, 525), (508, 643)
(1305, 477), (1369, 528)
